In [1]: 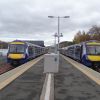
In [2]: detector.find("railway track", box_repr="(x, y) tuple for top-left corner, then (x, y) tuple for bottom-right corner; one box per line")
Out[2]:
(0, 63), (14, 75)
(95, 67), (100, 73)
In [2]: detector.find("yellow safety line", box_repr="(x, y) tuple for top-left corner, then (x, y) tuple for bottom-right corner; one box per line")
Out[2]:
(61, 54), (100, 85)
(0, 56), (44, 90)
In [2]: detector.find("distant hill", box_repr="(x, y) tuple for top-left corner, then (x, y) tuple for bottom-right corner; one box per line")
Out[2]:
(59, 41), (74, 48)
(0, 41), (8, 49)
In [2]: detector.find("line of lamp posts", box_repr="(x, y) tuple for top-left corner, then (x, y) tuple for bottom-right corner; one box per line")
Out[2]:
(48, 16), (70, 54)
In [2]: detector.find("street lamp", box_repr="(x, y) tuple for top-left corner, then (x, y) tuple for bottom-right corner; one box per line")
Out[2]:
(53, 33), (57, 53)
(53, 32), (63, 53)
(48, 16), (55, 18)
(48, 16), (70, 53)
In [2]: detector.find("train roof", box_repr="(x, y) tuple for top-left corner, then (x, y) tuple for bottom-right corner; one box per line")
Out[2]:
(61, 40), (100, 49)
(62, 44), (81, 49)
(69, 40), (100, 46)
(9, 40), (45, 48)
(22, 40), (45, 47)
(80, 40), (100, 45)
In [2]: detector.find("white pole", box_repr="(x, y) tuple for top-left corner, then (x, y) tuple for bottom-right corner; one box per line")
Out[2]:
(58, 16), (60, 52)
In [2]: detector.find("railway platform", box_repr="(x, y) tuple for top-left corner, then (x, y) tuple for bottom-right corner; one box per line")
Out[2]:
(55, 55), (100, 100)
(0, 55), (100, 100)
(0, 57), (45, 100)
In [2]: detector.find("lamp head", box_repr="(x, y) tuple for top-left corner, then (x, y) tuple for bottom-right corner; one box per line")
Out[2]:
(64, 16), (70, 18)
(48, 16), (54, 18)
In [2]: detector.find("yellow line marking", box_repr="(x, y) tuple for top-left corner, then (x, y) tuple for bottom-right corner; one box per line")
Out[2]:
(61, 54), (100, 85)
(0, 56), (44, 90)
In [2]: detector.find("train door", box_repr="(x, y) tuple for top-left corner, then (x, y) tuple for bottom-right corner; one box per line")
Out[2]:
(35, 47), (40, 57)
(34, 47), (37, 57)
(32, 46), (35, 58)
(28, 46), (34, 59)
(75, 46), (81, 61)
(80, 45), (83, 59)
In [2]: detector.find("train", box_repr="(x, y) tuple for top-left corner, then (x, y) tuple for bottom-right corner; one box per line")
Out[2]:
(60, 40), (100, 70)
(7, 40), (47, 66)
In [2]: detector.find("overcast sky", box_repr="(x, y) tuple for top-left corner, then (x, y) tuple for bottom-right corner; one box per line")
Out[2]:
(0, 0), (100, 45)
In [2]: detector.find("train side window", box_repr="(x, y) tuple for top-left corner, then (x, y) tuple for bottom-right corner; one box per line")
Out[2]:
(75, 46), (81, 55)
(28, 46), (33, 55)
(35, 47), (37, 53)
(32, 47), (35, 54)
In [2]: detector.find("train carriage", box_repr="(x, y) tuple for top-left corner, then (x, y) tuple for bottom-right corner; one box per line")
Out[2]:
(61, 40), (100, 70)
(7, 40), (46, 66)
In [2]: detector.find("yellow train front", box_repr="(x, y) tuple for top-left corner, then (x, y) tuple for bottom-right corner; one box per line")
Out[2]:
(7, 40), (46, 66)
(85, 41), (100, 69)
(61, 40), (100, 70)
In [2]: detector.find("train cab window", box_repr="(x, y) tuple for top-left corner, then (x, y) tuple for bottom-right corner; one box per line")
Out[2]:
(87, 45), (100, 55)
(9, 44), (25, 53)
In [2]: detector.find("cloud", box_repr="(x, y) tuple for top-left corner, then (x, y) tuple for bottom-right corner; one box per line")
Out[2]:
(0, 0), (100, 45)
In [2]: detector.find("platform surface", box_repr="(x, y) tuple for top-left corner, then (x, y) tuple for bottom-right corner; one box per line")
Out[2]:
(0, 59), (45, 100)
(54, 56), (100, 100)
(0, 56), (100, 100)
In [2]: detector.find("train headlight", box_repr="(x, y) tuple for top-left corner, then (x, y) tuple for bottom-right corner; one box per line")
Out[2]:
(8, 55), (10, 58)
(85, 56), (89, 60)
(20, 54), (25, 58)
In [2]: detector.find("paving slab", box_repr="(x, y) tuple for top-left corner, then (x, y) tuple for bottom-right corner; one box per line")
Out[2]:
(0, 59), (45, 100)
(54, 56), (100, 100)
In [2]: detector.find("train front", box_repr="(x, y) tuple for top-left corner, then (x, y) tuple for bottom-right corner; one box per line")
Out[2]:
(7, 41), (27, 66)
(86, 41), (100, 69)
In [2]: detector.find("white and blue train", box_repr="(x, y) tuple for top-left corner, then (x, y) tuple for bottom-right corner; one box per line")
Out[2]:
(7, 40), (47, 66)
(61, 40), (100, 69)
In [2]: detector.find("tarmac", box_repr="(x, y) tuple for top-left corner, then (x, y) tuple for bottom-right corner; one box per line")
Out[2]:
(0, 59), (45, 100)
(54, 56), (100, 100)
(0, 56), (100, 100)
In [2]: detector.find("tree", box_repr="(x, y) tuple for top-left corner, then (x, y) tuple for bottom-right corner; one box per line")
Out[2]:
(88, 25), (100, 34)
(59, 41), (74, 48)
(88, 25), (100, 41)
(73, 31), (82, 43)
(73, 31), (91, 43)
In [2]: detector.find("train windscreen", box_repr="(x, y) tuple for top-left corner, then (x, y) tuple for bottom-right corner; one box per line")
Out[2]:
(87, 45), (100, 55)
(9, 44), (25, 53)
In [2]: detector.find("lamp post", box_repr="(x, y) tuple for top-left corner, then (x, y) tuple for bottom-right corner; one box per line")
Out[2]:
(48, 16), (70, 53)
(54, 33), (57, 53)
(54, 33), (63, 53)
